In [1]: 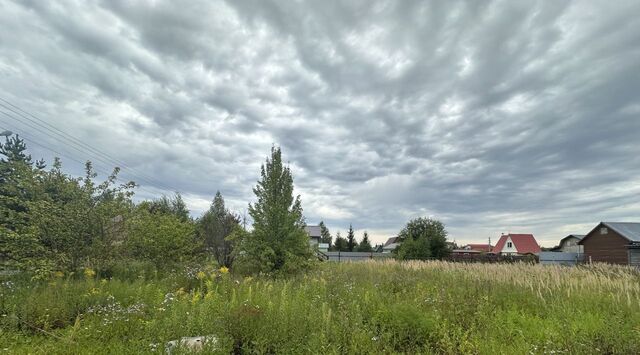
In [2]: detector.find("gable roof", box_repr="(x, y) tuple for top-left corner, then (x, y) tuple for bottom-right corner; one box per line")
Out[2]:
(304, 225), (322, 238)
(384, 236), (400, 246)
(580, 222), (640, 244)
(560, 234), (585, 243)
(550, 234), (585, 251)
(603, 222), (640, 242)
(492, 234), (541, 254)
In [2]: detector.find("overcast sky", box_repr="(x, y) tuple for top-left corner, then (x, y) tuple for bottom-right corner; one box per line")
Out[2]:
(1, 1), (639, 246)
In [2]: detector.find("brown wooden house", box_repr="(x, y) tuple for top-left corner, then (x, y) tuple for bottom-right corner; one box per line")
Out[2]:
(578, 222), (640, 265)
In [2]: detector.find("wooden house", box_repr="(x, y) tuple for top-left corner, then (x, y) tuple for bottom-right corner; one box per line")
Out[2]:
(578, 222), (640, 265)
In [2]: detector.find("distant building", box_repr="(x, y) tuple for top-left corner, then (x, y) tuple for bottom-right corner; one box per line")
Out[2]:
(463, 244), (493, 253)
(578, 222), (640, 265)
(451, 249), (482, 255)
(382, 236), (401, 253)
(492, 233), (541, 255)
(305, 225), (321, 245)
(551, 235), (584, 253)
(305, 225), (329, 253)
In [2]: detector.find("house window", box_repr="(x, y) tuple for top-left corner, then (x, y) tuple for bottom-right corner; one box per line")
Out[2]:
(507, 242), (513, 248)
(600, 227), (608, 235)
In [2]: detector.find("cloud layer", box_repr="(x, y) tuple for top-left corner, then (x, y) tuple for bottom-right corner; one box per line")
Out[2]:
(1, 0), (639, 246)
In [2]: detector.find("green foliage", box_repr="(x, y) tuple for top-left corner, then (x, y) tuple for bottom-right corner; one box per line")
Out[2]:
(319, 220), (332, 247)
(332, 232), (348, 252)
(197, 191), (240, 267)
(346, 224), (356, 252)
(0, 135), (136, 275)
(0, 134), (32, 166)
(395, 235), (431, 260)
(396, 217), (450, 260)
(234, 146), (314, 274)
(356, 231), (373, 252)
(125, 208), (199, 269)
(137, 193), (190, 222)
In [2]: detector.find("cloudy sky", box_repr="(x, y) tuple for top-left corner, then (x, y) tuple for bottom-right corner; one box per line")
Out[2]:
(1, 0), (639, 246)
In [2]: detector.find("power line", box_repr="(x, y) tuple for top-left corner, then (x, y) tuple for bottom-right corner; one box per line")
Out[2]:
(0, 97), (171, 187)
(0, 96), (180, 192)
(0, 103), (176, 192)
(0, 123), (160, 197)
(0, 110), (137, 180)
(0, 102), (178, 193)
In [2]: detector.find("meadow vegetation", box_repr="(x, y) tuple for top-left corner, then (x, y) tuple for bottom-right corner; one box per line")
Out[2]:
(3, 135), (640, 354)
(2, 260), (640, 354)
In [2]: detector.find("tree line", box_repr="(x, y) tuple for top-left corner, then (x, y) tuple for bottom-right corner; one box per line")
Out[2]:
(318, 222), (375, 252)
(317, 217), (449, 259)
(0, 135), (449, 278)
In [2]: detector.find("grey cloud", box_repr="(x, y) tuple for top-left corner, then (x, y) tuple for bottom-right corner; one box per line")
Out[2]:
(1, 0), (639, 246)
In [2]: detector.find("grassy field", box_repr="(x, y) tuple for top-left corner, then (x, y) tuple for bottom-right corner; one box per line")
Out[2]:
(2, 261), (640, 354)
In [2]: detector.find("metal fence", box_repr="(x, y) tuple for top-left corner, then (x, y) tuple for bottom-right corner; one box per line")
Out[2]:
(323, 251), (394, 262)
(539, 252), (584, 266)
(444, 254), (538, 263)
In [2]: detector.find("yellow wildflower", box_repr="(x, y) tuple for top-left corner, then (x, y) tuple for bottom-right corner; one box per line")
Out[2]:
(191, 291), (202, 304)
(196, 271), (207, 280)
(219, 266), (229, 274)
(83, 268), (96, 279)
(53, 271), (64, 278)
(176, 287), (187, 297)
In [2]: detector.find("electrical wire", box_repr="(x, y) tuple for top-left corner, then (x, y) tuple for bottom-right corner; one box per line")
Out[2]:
(0, 96), (179, 192)
(0, 122), (161, 197)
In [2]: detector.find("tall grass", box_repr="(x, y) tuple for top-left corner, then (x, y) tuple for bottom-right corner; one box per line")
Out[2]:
(2, 261), (639, 354)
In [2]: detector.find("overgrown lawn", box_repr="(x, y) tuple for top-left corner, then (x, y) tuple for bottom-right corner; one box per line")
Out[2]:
(2, 261), (640, 354)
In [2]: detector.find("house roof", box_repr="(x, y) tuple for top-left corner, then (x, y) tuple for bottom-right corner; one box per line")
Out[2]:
(551, 235), (585, 251)
(560, 234), (585, 243)
(580, 222), (640, 244)
(465, 244), (492, 252)
(384, 236), (400, 246)
(304, 225), (322, 238)
(602, 222), (640, 242)
(492, 234), (541, 254)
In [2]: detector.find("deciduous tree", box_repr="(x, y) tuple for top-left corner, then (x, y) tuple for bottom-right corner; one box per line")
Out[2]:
(395, 217), (449, 260)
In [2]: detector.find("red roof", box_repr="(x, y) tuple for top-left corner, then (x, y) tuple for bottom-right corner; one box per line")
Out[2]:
(465, 244), (492, 252)
(492, 234), (541, 254)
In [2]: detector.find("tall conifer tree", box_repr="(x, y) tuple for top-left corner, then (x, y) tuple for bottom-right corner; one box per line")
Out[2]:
(346, 224), (356, 252)
(237, 146), (312, 273)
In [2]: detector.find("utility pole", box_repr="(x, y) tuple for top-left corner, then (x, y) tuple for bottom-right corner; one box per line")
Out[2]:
(242, 209), (247, 230)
